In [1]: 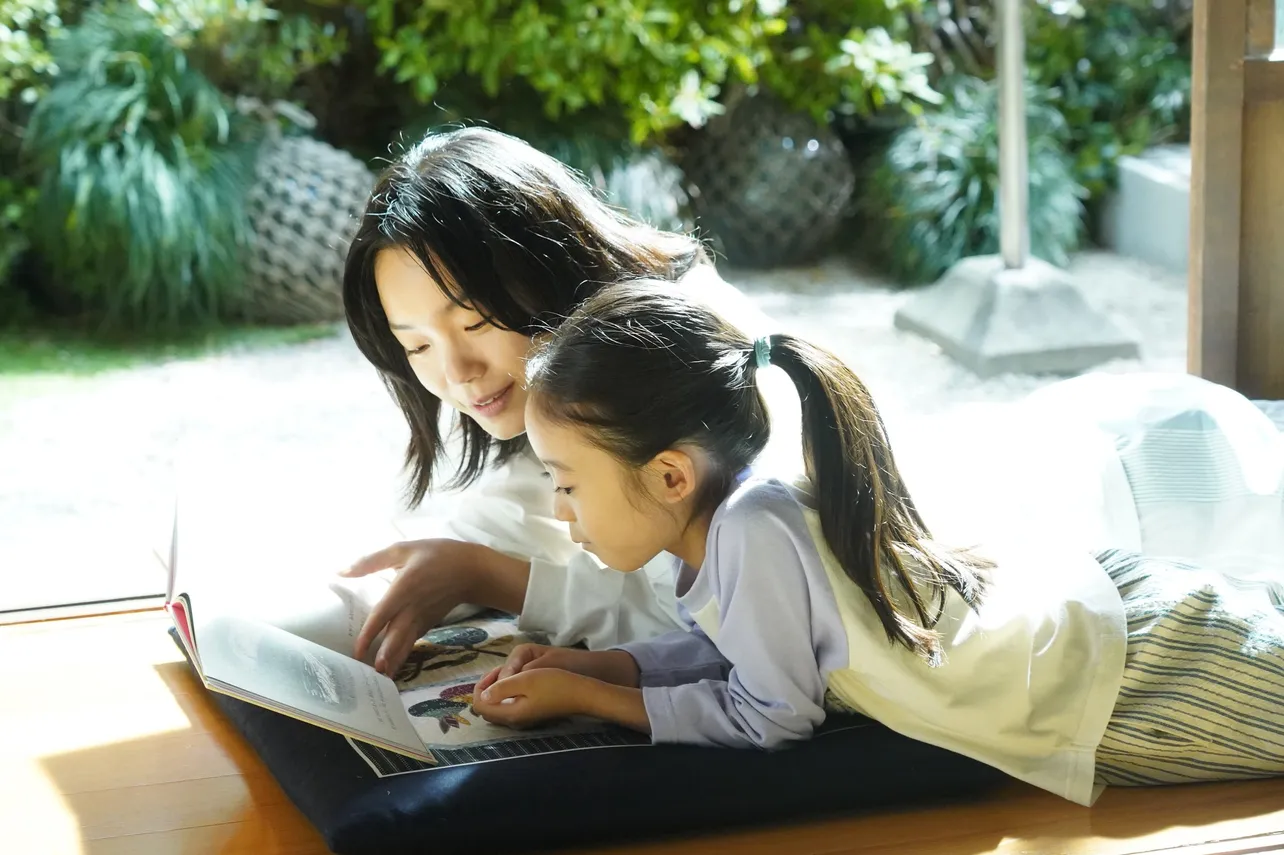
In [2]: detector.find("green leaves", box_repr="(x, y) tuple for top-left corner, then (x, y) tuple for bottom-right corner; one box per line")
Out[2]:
(23, 5), (257, 329)
(0, 0), (63, 103)
(1, 2), (65, 307)
(853, 0), (1190, 286)
(862, 76), (1087, 285)
(354, 0), (931, 145)
(827, 27), (941, 114)
(142, 0), (349, 104)
(0, 177), (34, 295)
(1026, 0), (1191, 199)
(758, 1), (937, 124)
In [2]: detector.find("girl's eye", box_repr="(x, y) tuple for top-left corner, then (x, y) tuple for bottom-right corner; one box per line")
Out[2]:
(405, 343), (430, 356)
(540, 472), (573, 495)
(464, 319), (491, 333)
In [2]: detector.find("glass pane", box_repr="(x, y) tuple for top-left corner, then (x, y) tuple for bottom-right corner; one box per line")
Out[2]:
(1277, 0), (1284, 51)
(0, 346), (425, 616)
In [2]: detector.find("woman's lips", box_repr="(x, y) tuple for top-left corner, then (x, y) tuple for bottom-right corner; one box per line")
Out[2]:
(471, 384), (513, 418)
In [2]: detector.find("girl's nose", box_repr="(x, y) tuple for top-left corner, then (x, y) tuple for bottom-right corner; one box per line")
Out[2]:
(552, 494), (576, 524)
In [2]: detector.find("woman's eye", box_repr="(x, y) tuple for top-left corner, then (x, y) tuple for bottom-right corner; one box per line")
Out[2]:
(405, 344), (430, 356)
(464, 319), (491, 333)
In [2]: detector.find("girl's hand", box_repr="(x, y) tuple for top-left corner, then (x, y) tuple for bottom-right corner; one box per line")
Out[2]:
(474, 669), (652, 734)
(474, 643), (551, 696)
(339, 538), (529, 675)
(474, 644), (640, 696)
(472, 668), (597, 728)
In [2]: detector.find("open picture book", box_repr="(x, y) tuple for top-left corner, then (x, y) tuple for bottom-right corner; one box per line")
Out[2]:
(162, 496), (647, 776)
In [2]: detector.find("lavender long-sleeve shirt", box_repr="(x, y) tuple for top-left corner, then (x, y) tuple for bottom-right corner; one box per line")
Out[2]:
(615, 476), (1128, 808)
(616, 478), (851, 748)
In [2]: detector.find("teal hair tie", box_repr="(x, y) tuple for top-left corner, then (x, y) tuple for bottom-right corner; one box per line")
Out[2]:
(753, 335), (773, 370)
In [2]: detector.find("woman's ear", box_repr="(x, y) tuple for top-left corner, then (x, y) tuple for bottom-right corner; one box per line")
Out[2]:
(647, 448), (699, 505)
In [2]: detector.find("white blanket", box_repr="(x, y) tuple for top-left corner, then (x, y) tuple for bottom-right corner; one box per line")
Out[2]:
(891, 372), (1284, 599)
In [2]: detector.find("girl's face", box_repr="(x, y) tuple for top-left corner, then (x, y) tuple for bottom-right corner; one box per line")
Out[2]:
(376, 246), (532, 440)
(524, 402), (692, 572)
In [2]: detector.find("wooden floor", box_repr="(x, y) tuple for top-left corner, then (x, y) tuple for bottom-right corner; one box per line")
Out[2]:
(3, 611), (1283, 855)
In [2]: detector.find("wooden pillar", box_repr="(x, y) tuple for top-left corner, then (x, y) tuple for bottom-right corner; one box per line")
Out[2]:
(1189, 0), (1284, 398)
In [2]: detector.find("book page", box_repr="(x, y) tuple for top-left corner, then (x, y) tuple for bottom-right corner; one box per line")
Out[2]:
(195, 612), (429, 759)
(396, 612), (617, 750)
(345, 609), (653, 776)
(170, 469), (405, 659)
(241, 572), (392, 664)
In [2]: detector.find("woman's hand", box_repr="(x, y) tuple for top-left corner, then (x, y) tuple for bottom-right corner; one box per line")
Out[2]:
(474, 644), (640, 696)
(472, 669), (651, 734)
(339, 538), (530, 675)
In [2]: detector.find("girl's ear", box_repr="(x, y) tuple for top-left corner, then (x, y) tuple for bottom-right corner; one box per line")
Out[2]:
(647, 448), (699, 505)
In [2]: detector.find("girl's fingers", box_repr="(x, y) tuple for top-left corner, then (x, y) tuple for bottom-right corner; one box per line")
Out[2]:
(478, 670), (532, 703)
(475, 697), (523, 727)
(498, 645), (536, 681)
(474, 666), (502, 695)
(519, 649), (554, 672)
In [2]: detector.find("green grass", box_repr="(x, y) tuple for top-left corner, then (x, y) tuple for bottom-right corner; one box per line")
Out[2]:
(0, 322), (340, 377)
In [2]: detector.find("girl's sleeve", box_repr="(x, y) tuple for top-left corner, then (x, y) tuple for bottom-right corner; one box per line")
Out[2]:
(427, 451), (684, 649)
(636, 501), (830, 749)
(615, 621), (732, 688)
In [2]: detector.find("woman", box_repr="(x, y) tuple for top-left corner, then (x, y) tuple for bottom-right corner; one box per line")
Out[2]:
(339, 126), (802, 675)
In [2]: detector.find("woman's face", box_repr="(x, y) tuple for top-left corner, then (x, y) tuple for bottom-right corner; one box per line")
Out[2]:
(376, 246), (533, 440)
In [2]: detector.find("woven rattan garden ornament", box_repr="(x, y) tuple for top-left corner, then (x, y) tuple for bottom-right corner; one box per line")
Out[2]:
(238, 101), (376, 325)
(679, 87), (856, 269)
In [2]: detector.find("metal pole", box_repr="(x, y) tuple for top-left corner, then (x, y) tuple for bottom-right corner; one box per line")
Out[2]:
(997, 0), (1029, 269)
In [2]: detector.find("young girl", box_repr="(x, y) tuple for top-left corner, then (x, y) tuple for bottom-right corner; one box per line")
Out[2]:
(338, 126), (803, 676)
(471, 280), (1284, 806)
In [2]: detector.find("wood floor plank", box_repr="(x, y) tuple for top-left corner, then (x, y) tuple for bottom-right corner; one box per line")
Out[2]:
(565, 779), (1284, 855)
(0, 609), (334, 855)
(3, 610), (1282, 855)
(79, 808), (331, 855)
(34, 728), (262, 795)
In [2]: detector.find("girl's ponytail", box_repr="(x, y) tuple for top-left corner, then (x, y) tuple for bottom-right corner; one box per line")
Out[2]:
(762, 335), (990, 665)
(527, 279), (988, 665)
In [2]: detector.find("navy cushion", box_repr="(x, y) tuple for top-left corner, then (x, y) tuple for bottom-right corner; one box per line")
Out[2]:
(175, 629), (1004, 853)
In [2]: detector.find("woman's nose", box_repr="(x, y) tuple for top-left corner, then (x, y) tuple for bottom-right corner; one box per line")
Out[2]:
(439, 338), (484, 386)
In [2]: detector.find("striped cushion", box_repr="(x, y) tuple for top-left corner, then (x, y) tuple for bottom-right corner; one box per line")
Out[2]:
(1092, 548), (1284, 786)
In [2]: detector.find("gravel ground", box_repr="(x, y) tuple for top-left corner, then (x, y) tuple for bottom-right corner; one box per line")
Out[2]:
(0, 250), (1190, 612)
(729, 251), (1188, 425)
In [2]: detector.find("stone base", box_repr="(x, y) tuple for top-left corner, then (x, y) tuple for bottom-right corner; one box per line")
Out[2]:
(893, 255), (1142, 377)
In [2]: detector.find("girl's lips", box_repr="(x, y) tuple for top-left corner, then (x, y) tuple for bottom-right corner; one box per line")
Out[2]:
(471, 384), (513, 418)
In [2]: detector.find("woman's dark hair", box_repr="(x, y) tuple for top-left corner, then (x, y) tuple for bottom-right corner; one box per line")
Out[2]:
(526, 280), (991, 665)
(343, 126), (705, 507)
